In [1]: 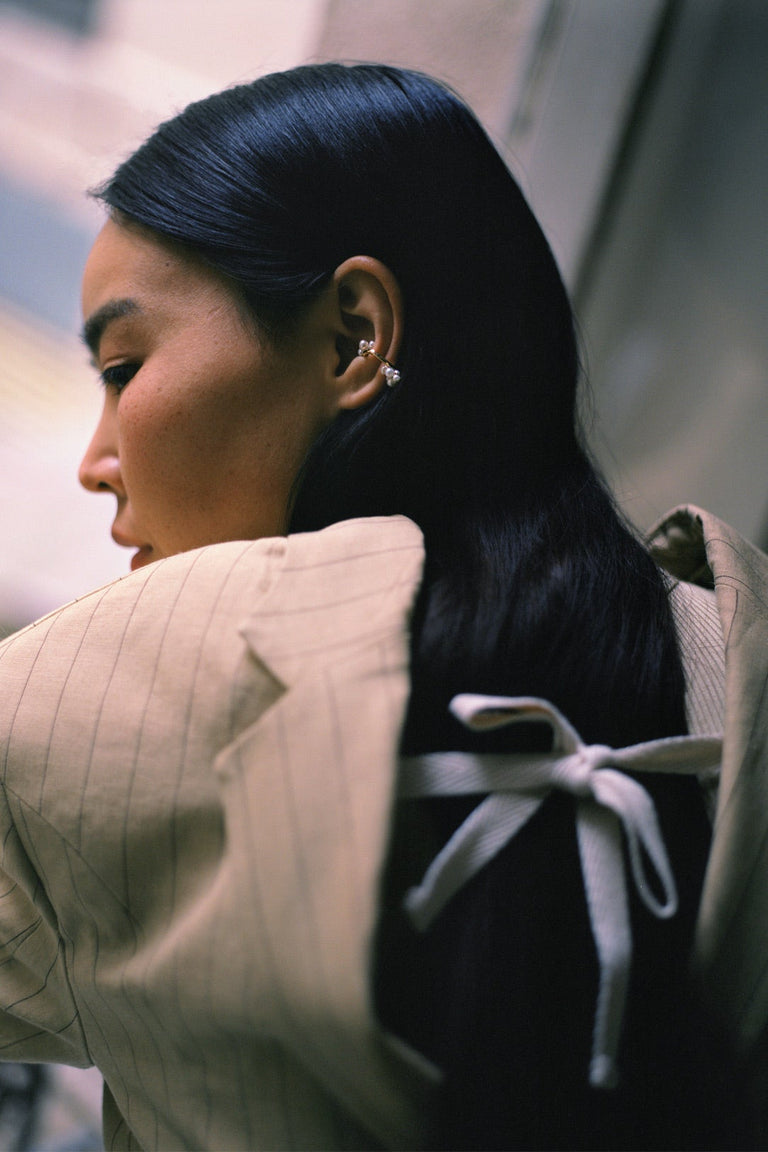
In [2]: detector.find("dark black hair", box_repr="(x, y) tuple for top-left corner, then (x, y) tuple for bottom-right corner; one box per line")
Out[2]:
(96, 62), (682, 746)
(95, 64), (731, 1148)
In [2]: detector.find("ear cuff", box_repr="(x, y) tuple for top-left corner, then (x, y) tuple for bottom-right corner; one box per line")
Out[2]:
(357, 339), (401, 386)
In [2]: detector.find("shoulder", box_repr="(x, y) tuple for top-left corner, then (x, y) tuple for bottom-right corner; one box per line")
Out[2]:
(0, 517), (425, 766)
(0, 516), (424, 669)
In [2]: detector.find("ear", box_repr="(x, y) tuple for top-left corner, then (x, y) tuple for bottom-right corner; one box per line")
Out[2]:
(330, 256), (403, 411)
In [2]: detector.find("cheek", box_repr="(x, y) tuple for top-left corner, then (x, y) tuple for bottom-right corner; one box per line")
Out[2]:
(117, 385), (206, 512)
(113, 328), (333, 548)
(115, 366), (321, 538)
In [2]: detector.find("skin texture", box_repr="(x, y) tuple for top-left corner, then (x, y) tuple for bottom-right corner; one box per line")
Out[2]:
(79, 218), (401, 570)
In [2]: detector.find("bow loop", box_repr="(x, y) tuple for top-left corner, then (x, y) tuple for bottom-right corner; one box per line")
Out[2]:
(450, 692), (582, 752)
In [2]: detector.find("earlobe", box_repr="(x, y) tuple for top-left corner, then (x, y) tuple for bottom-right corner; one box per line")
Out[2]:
(330, 256), (403, 411)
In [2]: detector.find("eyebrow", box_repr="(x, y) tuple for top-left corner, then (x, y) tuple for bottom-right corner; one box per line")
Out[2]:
(81, 298), (142, 358)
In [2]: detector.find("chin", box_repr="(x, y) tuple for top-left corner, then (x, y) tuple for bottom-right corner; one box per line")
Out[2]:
(130, 546), (156, 572)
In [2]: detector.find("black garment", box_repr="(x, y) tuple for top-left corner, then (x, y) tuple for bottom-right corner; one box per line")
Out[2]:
(376, 773), (754, 1150)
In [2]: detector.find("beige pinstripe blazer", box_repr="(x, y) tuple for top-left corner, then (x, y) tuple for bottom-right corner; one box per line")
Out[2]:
(0, 516), (432, 1151)
(0, 507), (766, 1150)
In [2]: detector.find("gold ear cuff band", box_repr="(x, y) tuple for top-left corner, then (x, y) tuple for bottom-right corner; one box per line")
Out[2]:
(358, 339), (401, 386)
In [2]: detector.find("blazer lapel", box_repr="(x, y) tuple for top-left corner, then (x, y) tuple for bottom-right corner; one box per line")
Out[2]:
(238, 515), (425, 691)
(214, 516), (435, 1147)
(650, 506), (768, 1050)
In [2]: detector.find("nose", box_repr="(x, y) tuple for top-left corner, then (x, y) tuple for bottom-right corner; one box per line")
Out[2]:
(78, 400), (124, 495)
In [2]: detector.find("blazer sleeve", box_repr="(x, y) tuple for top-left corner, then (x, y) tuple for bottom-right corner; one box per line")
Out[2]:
(0, 535), (280, 1072)
(0, 789), (91, 1065)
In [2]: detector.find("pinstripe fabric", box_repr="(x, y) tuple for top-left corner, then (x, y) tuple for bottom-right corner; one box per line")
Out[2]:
(667, 577), (725, 820)
(649, 507), (768, 1057)
(0, 516), (429, 1151)
(668, 579), (725, 738)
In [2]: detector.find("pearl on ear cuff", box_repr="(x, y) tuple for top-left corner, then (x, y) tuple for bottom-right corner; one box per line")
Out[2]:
(357, 339), (401, 386)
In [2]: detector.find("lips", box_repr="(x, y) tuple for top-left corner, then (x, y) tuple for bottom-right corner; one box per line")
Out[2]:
(111, 523), (154, 571)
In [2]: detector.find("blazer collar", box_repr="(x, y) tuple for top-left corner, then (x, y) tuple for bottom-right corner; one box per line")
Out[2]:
(238, 516), (425, 689)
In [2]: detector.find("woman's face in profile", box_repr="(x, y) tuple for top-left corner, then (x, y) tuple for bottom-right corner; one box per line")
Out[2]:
(79, 218), (336, 570)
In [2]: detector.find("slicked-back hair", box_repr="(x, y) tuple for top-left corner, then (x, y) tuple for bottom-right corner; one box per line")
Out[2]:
(97, 63), (684, 744)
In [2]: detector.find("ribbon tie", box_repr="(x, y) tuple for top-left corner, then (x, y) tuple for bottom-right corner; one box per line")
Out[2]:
(398, 694), (722, 1089)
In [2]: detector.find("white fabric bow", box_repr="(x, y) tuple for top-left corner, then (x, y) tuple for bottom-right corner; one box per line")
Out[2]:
(398, 694), (722, 1089)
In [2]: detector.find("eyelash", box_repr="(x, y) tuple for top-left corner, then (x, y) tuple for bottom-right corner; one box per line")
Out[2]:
(100, 362), (140, 393)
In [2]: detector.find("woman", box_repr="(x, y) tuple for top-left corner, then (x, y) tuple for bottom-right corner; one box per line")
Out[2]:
(1, 63), (763, 1150)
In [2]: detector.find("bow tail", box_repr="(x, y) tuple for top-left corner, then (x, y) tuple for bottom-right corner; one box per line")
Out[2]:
(403, 792), (542, 931)
(576, 800), (632, 1089)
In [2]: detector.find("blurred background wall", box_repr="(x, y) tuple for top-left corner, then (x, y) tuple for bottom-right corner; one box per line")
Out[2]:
(1, 0), (766, 633)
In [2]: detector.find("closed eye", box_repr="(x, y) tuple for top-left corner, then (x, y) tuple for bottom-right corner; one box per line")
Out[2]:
(101, 362), (140, 393)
